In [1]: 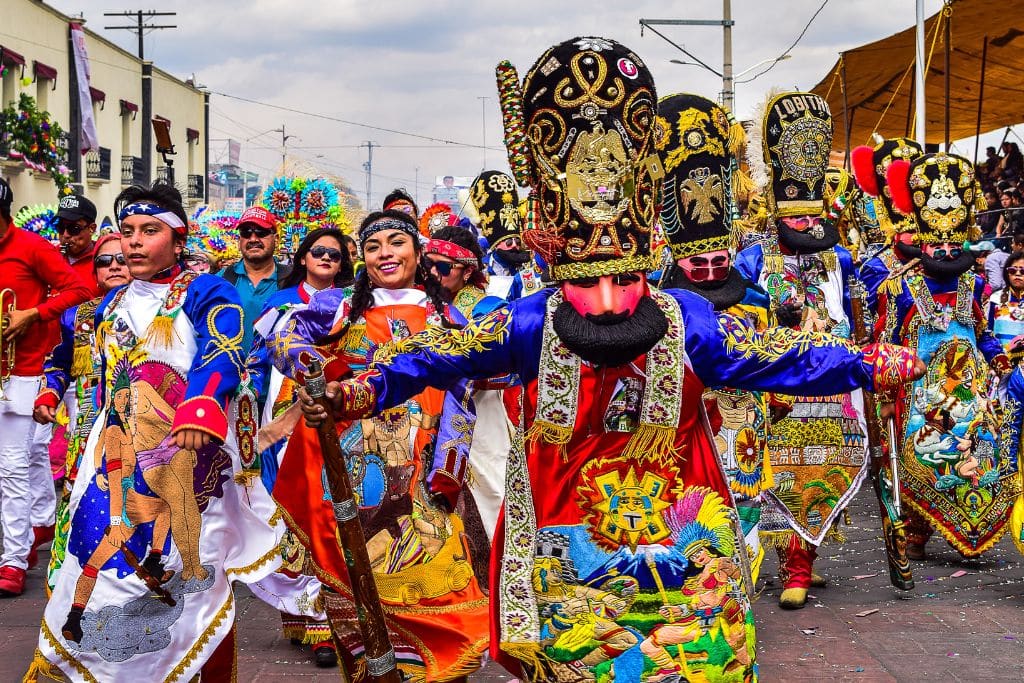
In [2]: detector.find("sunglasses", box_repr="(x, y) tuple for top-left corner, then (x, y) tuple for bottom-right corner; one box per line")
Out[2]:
(57, 220), (89, 236)
(239, 225), (274, 239)
(926, 245), (963, 260)
(94, 253), (126, 267)
(1008, 267), (1024, 276)
(429, 260), (464, 276)
(308, 245), (343, 263)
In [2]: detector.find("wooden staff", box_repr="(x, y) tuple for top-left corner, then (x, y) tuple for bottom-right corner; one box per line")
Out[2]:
(848, 276), (914, 591)
(304, 359), (401, 683)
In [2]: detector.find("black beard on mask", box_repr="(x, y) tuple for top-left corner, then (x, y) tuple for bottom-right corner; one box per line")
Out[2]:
(661, 266), (749, 311)
(894, 240), (922, 262)
(493, 248), (532, 270)
(776, 221), (841, 255)
(553, 296), (669, 368)
(919, 249), (976, 281)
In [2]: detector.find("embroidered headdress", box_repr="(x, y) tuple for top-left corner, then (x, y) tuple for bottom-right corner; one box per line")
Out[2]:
(652, 93), (742, 259)
(851, 137), (923, 239)
(468, 170), (521, 246)
(497, 36), (661, 280)
(887, 152), (981, 245)
(753, 91), (833, 220)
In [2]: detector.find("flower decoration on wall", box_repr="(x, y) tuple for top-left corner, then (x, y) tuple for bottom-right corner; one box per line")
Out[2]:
(0, 94), (71, 191)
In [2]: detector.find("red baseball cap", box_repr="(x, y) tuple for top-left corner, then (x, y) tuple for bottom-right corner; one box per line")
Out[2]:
(237, 206), (277, 231)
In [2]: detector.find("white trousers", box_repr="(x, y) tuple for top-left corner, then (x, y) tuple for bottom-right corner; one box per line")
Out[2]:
(0, 376), (57, 569)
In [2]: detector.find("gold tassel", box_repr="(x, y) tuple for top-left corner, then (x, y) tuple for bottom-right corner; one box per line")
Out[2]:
(233, 469), (260, 487)
(145, 314), (177, 348)
(525, 421), (571, 460)
(71, 344), (92, 377)
(757, 530), (796, 550)
(500, 641), (547, 674)
(622, 424), (678, 464)
(22, 650), (64, 683)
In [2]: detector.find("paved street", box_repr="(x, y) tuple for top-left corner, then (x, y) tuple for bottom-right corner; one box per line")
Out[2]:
(2, 491), (1021, 681)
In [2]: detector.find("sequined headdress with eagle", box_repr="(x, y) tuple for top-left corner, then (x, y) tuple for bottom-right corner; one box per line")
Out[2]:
(468, 170), (521, 246)
(886, 152), (983, 245)
(496, 36), (661, 280)
(652, 93), (744, 260)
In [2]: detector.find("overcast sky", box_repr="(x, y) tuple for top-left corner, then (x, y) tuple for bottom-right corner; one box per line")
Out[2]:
(47, 0), (966, 210)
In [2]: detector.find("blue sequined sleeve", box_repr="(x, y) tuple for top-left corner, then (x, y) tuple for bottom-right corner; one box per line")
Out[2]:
(675, 290), (873, 395)
(268, 288), (348, 378)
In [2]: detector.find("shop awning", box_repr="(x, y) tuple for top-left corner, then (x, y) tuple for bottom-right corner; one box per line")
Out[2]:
(810, 0), (1024, 150)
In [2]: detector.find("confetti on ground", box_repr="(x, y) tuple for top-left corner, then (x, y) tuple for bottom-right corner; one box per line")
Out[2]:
(801, 628), (819, 636)
(855, 608), (879, 617)
(852, 573), (878, 580)
(950, 570), (968, 578)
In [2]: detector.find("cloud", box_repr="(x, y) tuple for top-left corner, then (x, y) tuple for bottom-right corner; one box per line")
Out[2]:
(47, 0), (948, 208)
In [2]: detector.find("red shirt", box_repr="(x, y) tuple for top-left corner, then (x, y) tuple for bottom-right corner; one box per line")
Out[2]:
(68, 244), (102, 298)
(0, 226), (92, 375)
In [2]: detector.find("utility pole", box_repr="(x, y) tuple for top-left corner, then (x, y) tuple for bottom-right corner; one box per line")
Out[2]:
(478, 96), (489, 170)
(414, 166), (420, 209)
(361, 141), (376, 210)
(640, 3), (735, 109)
(103, 10), (176, 60)
(272, 125), (295, 174)
(914, 0), (927, 145)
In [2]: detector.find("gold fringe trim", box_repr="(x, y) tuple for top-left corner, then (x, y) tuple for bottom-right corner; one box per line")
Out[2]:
(167, 592), (234, 682)
(525, 421), (571, 460)
(37, 619), (97, 682)
(759, 526), (846, 550)
(500, 641), (547, 674)
(145, 314), (178, 348)
(622, 424), (678, 464)
(22, 648), (67, 683)
(902, 495), (1012, 558)
(225, 540), (281, 580)
(70, 345), (92, 378)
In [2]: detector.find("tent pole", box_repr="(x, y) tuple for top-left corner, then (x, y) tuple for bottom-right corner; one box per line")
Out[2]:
(943, 3), (951, 151)
(905, 72), (914, 137)
(974, 36), (988, 164)
(914, 0), (927, 145)
(841, 55), (851, 166)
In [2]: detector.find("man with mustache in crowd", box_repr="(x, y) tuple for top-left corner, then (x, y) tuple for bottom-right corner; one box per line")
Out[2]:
(219, 206), (292, 353)
(287, 38), (924, 682)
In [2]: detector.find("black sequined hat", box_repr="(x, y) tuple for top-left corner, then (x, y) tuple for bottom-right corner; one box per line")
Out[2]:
(469, 171), (521, 246)
(498, 36), (661, 280)
(851, 137), (923, 238)
(760, 92), (833, 219)
(652, 93), (736, 260)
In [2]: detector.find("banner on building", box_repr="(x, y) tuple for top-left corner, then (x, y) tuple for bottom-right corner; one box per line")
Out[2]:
(228, 140), (241, 167)
(70, 23), (99, 153)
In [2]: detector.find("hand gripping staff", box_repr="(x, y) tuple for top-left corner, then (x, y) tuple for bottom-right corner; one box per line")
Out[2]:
(304, 359), (401, 682)
(848, 276), (914, 591)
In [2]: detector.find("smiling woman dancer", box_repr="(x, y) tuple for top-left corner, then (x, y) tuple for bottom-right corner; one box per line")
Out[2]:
(267, 209), (490, 682)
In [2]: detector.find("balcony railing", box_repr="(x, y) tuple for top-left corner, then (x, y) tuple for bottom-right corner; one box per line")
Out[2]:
(156, 165), (173, 185)
(121, 155), (146, 185)
(86, 147), (111, 181)
(187, 174), (204, 200)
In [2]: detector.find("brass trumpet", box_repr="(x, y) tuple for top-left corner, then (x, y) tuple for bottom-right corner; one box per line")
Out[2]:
(0, 288), (14, 401)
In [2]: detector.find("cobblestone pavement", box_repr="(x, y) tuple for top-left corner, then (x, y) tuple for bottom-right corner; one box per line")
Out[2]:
(2, 492), (1021, 681)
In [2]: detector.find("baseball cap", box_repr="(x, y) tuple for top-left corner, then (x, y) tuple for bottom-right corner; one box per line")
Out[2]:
(0, 178), (12, 209)
(56, 194), (98, 224)
(237, 206), (276, 231)
(969, 240), (996, 253)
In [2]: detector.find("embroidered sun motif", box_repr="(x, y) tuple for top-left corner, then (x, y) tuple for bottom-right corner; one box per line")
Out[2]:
(578, 458), (681, 551)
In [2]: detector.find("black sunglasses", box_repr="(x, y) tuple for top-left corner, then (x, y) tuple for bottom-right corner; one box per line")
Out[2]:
(239, 225), (274, 239)
(58, 220), (89, 236)
(429, 259), (463, 276)
(309, 245), (343, 263)
(94, 253), (126, 267)
(928, 245), (963, 260)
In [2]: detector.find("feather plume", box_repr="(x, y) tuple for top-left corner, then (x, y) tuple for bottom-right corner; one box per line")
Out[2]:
(743, 87), (785, 192)
(851, 145), (880, 197)
(886, 160), (914, 215)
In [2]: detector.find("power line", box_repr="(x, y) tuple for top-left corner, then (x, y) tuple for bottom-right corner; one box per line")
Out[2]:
(103, 10), (176, 60)
(736, 0), (829, 84)
(210, 90), (506, 152)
